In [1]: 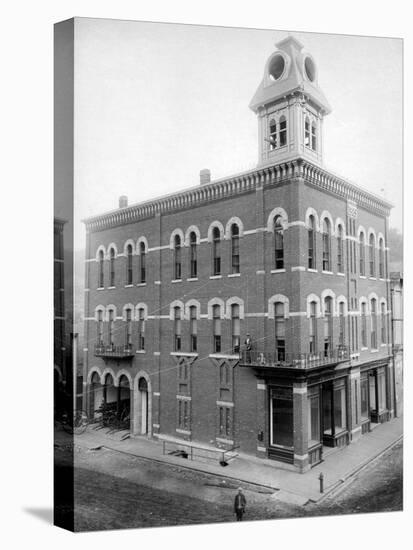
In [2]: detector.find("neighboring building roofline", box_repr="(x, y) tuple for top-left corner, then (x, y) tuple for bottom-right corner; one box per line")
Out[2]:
(82, 158), (393, 233)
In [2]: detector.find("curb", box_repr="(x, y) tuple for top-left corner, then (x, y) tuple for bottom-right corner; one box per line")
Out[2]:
(308, 434), (403, 504)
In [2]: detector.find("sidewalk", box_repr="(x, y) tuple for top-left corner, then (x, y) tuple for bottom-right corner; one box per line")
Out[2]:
(74, 416), (403, 505)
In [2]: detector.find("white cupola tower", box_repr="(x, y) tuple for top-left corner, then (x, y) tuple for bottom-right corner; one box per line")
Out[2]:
(250, 36), (331, 168)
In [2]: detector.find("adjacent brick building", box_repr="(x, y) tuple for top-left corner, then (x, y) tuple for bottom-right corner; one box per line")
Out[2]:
(82, 36), (395, 472)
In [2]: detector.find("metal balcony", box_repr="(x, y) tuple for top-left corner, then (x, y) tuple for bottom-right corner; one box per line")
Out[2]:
(240, 346), (350, 370)
(94, 344), (134, 359)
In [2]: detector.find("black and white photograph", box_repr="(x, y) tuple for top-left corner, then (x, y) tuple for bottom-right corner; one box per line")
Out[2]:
(53, 17), (403, 533)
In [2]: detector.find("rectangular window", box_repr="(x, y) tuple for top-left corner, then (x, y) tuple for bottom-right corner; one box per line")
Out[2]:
(308, 228), (315, 269)
(174, 307), (182, 351)
(311, 124), (317, 151)
(377, 372), (386, 412)
(97, 310), (104, 346)
(361, 303), (367, 347)
(190, 243), (197, 278)
(279, 118), (287, 147)
(274, 302), (285, 361)
(125, 309), (132, 349)
(231, 304), (240, 354)
(271, 388), (293, 447)
(338, 302), (345, 345)
(309, 301), (317, 354)
(140, 251), (146, 283)
(308, 393), (320, 446)
(219, 406), (231, 437)
(304, 119), (310, 147)
(369, 373), (376, 411)
(381, 303), (386, 344)
(108, 310), (114, 348)
(323, 298), (333, 357)
(190, 306), (197, 352)
(138, 308), (145, 350)
(213, 305), (221, 353)
(337, 235), (343, 273)
(231, 235), (240, 274)
(178, 399), (190, 430)
(360, 376), (369, 420)
(371, 300), (377, 349)
(333, 386), (347, 432)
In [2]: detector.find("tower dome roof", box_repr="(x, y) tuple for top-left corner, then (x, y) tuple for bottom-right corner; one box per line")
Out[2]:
(249, 35), (331, 115)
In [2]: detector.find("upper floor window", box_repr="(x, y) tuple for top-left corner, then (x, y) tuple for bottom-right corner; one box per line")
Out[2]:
(125, 308), (132, 350)
(269, 119), (277, 150)
(212, 227), (221, 276)
(337, 225), (344, 273)
(138, 308), (145, 351)
(361, 303), (367, 347)
(359, 232), (366, 276)
(371, 298), (377, 349)
(311, 122), (317, 151)
(174, 306), (182, 351)
(108, 309), (115, 348)
(323, 297), (333, 356)
(381, 302), (386, 344)
(322, 218), (331, 271)
(189, 232), (197, 278)
(97, 310), (104, 345)
(274, 302), (285, 361)
(305, 118), (310, 147)
(189, 305), (197, 352)
(174, 235), (182, 280)
(109, 248), (115, 287)
(231, 304), (240, 354)
(308, 215), (316, 269)
(139, 242), (146, 284)
(274, 216), (284, 269)
(231, 224), (240, 274)
(338, 302), (345, 345)
(213, 304), (222, 353)
(379, 238), (385, 279)
(126, 244), (133, 285)
(279, 116), (287, 147)
(369, 234), (375, 277)
(98, 250), (104, 288)
(309, 301), (317, 354)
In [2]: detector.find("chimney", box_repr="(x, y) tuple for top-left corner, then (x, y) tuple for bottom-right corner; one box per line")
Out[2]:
(199, 169), (211, 185)
(119, 195), (128, 208)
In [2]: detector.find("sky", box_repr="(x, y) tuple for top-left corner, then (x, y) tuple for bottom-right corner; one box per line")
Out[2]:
(74, 18), (403, 250)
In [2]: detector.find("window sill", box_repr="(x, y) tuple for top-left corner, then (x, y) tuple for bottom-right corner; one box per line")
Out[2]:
(369, 277), (377, 281)
(228, 273), (241, 277)
(187, 277), (198, 282)
(209, 353), (239, 360)
(337, 272), (345, 277)
(359, 275), (367, 279)
(170, 351), (199, 357)
(176, 429), (191, 436)
(271, 268), (286, 274)
(210, 275), (222, 279)
(379, 278), (386, 282)
(136, 350), (146, 354)
(370, 349), (379, 353)
(216, 437), (234, 445)
(361, 347), (368, 351)
(307, 268), (318, 273)
(137, 282), (147, 287)
(171, 279), (182, 283)
(97, 287), (105, 290)
(125, 284), (134, 288)
(322, 270), (333, 275)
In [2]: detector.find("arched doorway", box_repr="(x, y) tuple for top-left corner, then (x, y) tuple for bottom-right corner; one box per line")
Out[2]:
(118, 374), (131, 430)
(90, 371), (103, 420)
(138, 377), (148, 435)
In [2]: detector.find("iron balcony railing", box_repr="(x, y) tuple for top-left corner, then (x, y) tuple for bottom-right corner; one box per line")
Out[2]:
(94, 344), (134, 359)
(240, 345), (350, 369)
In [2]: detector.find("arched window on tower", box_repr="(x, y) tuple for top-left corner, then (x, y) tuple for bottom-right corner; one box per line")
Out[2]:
(369, 234), (375, 277)
(174, 235), (182, 280)
(109, 248), (115, 287)
(126, 244), (133, 285)
(379, 238), (385, 279)
(322, 218), (331, 271)
(212, 227), (221, 276)
(308, 215), (316, 269)
(139, 241), (146, 284)
(231, 223), (240, 274)
(279, 115), (287, 147)
(304, 117), (311, 147)
(274, 216), (284, 269)
(98, 250), (104, 288)
(311, 122), (317, 151)
(359, 232), (366, 276)
(269, 118), (277, 150)
(189, 231), (197, 279)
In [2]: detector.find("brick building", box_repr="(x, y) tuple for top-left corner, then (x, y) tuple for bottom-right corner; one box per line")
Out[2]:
(82, 36), (395, 472)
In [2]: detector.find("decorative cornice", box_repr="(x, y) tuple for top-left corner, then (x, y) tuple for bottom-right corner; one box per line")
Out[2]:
(82, 158), (393, 233)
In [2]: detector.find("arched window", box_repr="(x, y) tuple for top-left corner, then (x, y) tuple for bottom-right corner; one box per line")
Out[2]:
(213, 304), (221, 353)
(109, 248), (115, 287)
(139, 242), (146, 284)
(311, 122), (317, 151)
(126, 244), (133, 285)
(125, 308), (132, 350)
(379, 238), (385, 279)
(309, 301), (317, 354)
(189, 231), (197, 278)
(274, 216), (284, 269)
(279, 115), (287, 147)
(361, 302), (367, 347)
(137, 308), (145, 351)
(269, 118), (277, 150)
(381, 302), (386, 344)
(212, 226), (221, 276)
(108, 309), (115, 349)
(338, 302), (345, 345)
(97, 310), (104, 346)
(304, 117), (310, 147)
(231, 223), (240, 274)
(323, 297), (333, 356)
(359, 232), (366, 276)
(337, 225), (344, 273)
(308, 215), (316, 269)
(322, 218), (331, 271)
(190, 305), (197, 352)
(174, 306), (182, 351)
(274, 302), (285, 361)
(371, 298), (377, 349)
(174, 235), (182, 280)
(231, 303), (240, 354)
(369, 234), (375, 277)
(98, 250), (104, 288)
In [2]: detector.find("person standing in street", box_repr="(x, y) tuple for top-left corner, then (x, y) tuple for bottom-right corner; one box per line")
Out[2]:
(234, 487), (247, 521)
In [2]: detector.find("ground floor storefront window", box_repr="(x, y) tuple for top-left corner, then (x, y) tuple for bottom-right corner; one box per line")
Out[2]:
(270, 387), (293, 448)
(322, 380), (348, 447)
(364, 367), (388, 424)
(308, 388), (321, 447)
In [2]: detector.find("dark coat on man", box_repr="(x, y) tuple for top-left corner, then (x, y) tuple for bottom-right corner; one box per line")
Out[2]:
(234, 491), (247, 518)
